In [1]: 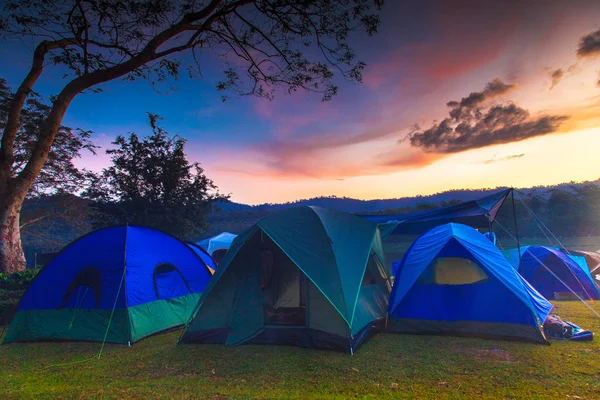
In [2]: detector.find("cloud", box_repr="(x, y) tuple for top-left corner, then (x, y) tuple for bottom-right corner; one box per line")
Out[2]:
(476, 153), (526, 165)
(404, 79), (569, 154)
(577, 28), (600, 58)
(549, 68), (564, 90)
(446, 78), (516, 120)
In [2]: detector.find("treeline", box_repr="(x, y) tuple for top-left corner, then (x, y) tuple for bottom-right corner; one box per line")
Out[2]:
(494, 185), (600, 239)
(21, 183), (600, 264)
(362, 185), (600, 239)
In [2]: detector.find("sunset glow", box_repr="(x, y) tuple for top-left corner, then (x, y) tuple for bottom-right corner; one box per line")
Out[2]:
(2, 1), (600, 205)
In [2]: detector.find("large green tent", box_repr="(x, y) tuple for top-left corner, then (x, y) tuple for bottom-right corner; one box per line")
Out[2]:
(179, 206), (392, 353)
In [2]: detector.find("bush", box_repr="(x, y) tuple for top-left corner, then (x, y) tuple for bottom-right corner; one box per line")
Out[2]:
(0, 268), (39, 325)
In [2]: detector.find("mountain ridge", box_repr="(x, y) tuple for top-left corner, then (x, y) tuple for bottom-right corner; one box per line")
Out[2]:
(213, 179), (600, 214)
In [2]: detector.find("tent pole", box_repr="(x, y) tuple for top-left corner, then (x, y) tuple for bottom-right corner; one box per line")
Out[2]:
(511, 189), (521, 262)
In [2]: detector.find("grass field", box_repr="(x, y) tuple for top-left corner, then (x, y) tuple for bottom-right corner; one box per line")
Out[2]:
(1, 301), (599, 399)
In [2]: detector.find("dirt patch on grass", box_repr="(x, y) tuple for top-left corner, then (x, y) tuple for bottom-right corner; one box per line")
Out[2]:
(456, 347), (515, 363)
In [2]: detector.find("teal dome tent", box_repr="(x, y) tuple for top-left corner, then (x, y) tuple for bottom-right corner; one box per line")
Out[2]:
(180, 207), (392, 353)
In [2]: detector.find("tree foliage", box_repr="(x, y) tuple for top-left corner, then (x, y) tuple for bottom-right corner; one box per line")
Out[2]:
(85, 114), (227, 240)
(0, 0), (385, 272)
(1, 1), (384, 101)
(0, 78), (96, 197)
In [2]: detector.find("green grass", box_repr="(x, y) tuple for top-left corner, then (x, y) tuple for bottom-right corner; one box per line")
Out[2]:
(1, 301), (600, 399)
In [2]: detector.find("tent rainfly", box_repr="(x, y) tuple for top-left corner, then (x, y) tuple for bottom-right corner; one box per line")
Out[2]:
(358, 189), (511, 235)
(388, 223), (553, 344)
(504, 246), (600, 300)
(4, 226), (213, 345)
(180, 206), (392, 353)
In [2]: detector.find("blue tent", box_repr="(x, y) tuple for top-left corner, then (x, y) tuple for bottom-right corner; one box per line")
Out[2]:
(504, 246), (600, 300)
(358, 189), (511, 235)
(197, 232), (237, 255)
(388, 223), (553, 344)
(4, 226), (213, 344)
(186, 242), (217, 274)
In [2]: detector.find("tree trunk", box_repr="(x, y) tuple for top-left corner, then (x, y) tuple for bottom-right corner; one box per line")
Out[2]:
(0, 195), (26, 273)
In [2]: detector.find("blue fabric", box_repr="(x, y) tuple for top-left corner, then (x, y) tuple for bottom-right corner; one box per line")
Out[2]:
(389, 223), (553, 325)
(18, 226), (212, 312)
(568, 254), (596, 287)
(516, 246), (600, 300)
(358, 189), (511, 234)
(19, 227), (128, 310)
(125, 227), (211, 306)
(197, 232), (237, 255)
(154, 269), (190, 299)
(503, 246), (560, 270)
(186, 243), (217, 272)
(483, 232), (496, 245)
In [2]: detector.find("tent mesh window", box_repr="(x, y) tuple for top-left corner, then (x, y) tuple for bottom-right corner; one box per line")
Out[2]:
(60, 266), (102, 309)
(418, 257), (489, 285)
(363, 253), (390, 290)
(260, 247), (307, 326)
(153, 262), (193, 299)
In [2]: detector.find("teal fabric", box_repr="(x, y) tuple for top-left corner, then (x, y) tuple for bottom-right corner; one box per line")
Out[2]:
(311, 207), (378, 326)
(226, 260), (264, 345)
(258, 207), (347, 322)
(352, 284), (388, 335)
(181, 206), (390, 351)
(378, 222), (400, 241)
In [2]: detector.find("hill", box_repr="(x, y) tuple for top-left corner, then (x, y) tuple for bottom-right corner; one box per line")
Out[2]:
(206, 179), (600, 236)
(19, 179), (600, 259)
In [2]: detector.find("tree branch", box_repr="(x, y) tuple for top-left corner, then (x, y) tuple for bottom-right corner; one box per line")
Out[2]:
(76, 0), (90, 74)
(14, 1), (258, 195)
(233, 9), (293, 69)
(0, 38), (77, 179)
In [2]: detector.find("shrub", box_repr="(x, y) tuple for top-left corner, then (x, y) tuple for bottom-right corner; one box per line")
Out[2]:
(0, 268), (39, 325)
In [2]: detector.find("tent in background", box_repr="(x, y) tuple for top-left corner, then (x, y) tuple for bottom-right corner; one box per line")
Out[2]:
(504, 246), (600, 300)
(560, 249), (600, 287)
(388, 223), (553, 344)
(197, 232), (237, 265)
(4, 226), (213, 345)
(358, 189), (511, 235)
(180, 206), (392, 353)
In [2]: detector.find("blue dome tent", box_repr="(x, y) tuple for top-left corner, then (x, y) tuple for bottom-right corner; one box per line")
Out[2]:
(4, 226), (213, 345)
(505, 246), (600, 301)
(388, 223), (553, 344)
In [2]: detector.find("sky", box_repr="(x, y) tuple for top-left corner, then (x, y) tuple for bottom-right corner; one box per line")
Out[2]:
(2, 0), (600, 204)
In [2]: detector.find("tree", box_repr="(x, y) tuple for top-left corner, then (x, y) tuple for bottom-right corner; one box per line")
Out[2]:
(0, 79), (97, 197)
(85, 113), (227, 240)
(0, 78), (96, 272)
(0, 0), (384, 272)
